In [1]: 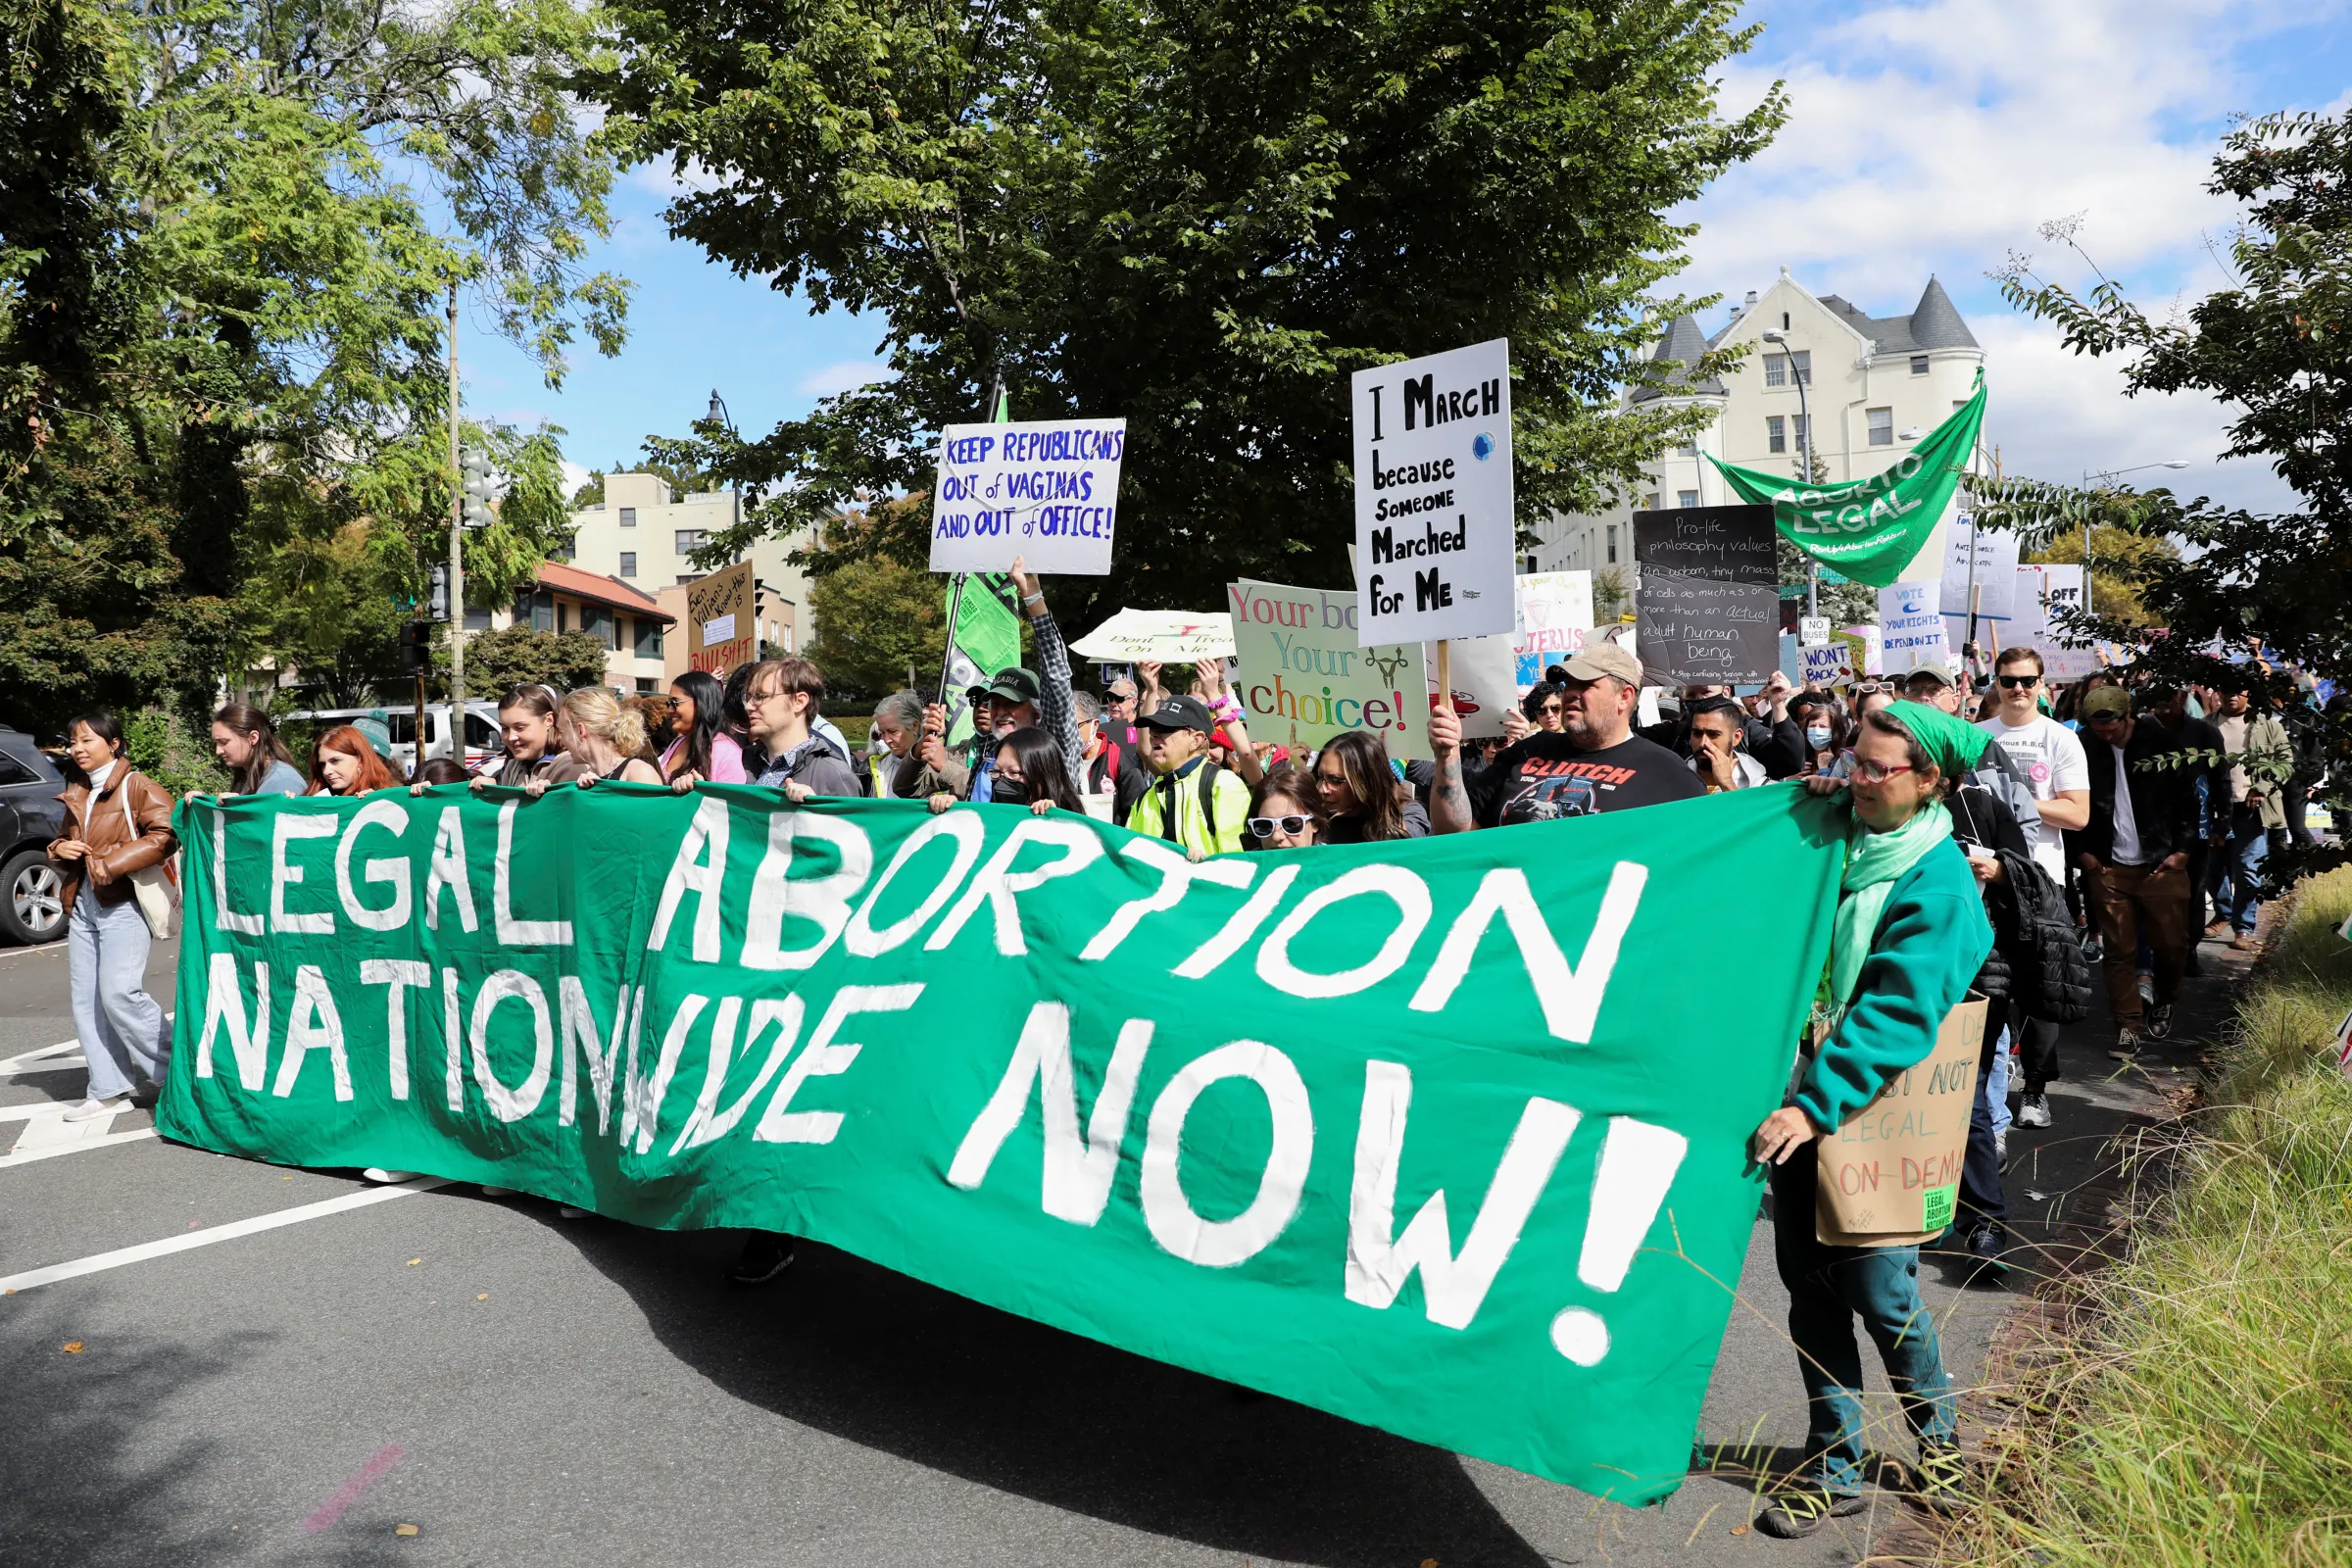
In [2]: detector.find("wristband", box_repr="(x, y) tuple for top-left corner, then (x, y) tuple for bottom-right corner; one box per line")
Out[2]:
(1211, 695), (1244, 725)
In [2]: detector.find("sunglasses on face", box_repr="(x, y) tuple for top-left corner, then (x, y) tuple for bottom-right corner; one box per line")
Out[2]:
(1997, 674), (2039, 689)
(1249, 814), (1312, 838)
(1537, 703), (1563, 716)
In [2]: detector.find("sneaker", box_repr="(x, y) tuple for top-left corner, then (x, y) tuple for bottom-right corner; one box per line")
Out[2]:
(2205, 917), (2231, 938)
(726, 1233), (797, 1288)
(362, 1167), (418, 1184)
(1994, 1127), (2009, 1167)
(558, 1205), (588, 1220)
(1911, 1442), (1967, 1507)
(2081, 931), (2104, 963)
(62, 1095), (130, 1122)
(2015, 1092), (2052, 1129)
(1963, 1223), (2008, 1285)
(2146, 1004), (2175, 1040)
(2137, 974), (2156, 1005)
(1753, 1485), (1868, 1539)
(2109, 1027), (2143, 1062)
(479, 1185), (514, 1198)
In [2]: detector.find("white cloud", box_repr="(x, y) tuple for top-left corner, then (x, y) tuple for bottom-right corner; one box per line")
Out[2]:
(1674, 0), (2341, 514)
(796, 359), (899, 398)
(560, 459), (593, 497)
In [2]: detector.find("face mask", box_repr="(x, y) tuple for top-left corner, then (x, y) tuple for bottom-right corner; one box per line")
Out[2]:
(1805, 725), (1833, 750)
(992, 774), (1031, 805)
(2185, 695), (2206, 720)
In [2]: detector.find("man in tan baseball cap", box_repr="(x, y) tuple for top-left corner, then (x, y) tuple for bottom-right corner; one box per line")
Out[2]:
(1429, 636), (1704, 831)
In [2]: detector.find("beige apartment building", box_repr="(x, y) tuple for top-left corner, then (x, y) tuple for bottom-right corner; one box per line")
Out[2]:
(562, 470), (812, 683)
(1535, 268), (1988, 590)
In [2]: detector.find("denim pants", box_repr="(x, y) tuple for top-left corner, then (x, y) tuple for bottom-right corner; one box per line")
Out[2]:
(2209, 805), (2268, 935)
(1771, 1152), (1958, 1494)
(68, 892), (172, 1100)
(1983, 1025), (2012, 1136)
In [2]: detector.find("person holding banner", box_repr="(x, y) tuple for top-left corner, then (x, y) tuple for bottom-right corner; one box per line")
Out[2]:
(660, 671), (747, 785)
(745, 659), (861, 800)
(476, 687), (584, 789)
(1751, 703), (1994, 1535)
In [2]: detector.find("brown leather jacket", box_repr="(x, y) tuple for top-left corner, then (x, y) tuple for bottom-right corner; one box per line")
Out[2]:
(52, 767), (178, 912)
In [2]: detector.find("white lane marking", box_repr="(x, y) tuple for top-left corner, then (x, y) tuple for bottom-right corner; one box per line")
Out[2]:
(0, 1040), (83, 1076)
(0, 1178), (452, 1294)
(0, 1128), (156, 1169)
(9, 1104), (120, 1153)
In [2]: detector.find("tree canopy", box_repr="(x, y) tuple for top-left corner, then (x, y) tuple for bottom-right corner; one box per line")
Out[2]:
(587, 0), (1784, 630)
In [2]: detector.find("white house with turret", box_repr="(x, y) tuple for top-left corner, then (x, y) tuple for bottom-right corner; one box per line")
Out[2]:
(1534, 269), (1988, 597)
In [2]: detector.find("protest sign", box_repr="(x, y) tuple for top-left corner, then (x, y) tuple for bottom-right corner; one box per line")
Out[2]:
(1798, 615), (1831, 648)
(940, 574), (1024, 747)
(686, 560), (758, 678)
(1798, 642), (1853, 687)
(2334, 1004), (2352, 1083)
(1228, 579), (1429, 760)
(1634, 505), (1781, 685)
(166, 785), (1840, 1505)
(1939, 517), (2019, 626)
(1815, 996), (1988, 1246)
(1709, 374), (1987, 587)
(1876, 579), (1948, 677)
(1513, 571), (1595, 687)
(2019, 564), (2097, 680)
(1069, 609), (1236, 664)
(930, 419), (1127, 575)
(1351, 339), (1516, 646)
(1839, 625), (1883, 679)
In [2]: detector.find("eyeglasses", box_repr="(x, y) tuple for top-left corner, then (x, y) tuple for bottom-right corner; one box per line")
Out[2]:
(1996, 674), (2039, 689)
(1538, 703), (1563, 716)
(1314, 770), (1348, 788)
(1249, 814), (1312, 838)
(1849, 759), (1918, 784)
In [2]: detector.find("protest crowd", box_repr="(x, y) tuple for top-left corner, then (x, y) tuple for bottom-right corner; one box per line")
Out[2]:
(37, 520), (2334, 1539)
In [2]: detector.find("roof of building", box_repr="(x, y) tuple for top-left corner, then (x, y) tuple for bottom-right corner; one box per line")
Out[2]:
(1811, 276), (1981, 355)
(534, 561), (677, 622)
(1629, 313), (1728, 404)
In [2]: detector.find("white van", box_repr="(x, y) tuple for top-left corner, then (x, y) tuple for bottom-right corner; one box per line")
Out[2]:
(288, 704), (503, 775)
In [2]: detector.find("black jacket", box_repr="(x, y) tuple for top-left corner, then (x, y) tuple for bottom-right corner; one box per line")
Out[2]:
(2069, 715), (2200, 867)
(1951, 780), (2093, 1022)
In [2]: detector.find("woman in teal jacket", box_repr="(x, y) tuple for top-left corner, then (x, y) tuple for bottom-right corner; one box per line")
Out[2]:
(1749, 701), (1994, 1537)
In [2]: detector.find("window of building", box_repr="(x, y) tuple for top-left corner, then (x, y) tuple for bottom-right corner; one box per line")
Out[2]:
(1781, 311), (1790, 329)
(1867, 407), (1894, 446)
(1606, 524), (1620, 564)
(633, 617), (662, 659)
(618, 507), (636, 527)
(1678, 489), (1699, 509)
(1789, 350), (1810, 385)
(553, 535), (576, 562)
(556, 601), (568, 633)
(618, 552), (637, 578)
(637, 678), (659, 695)
(1792, 415), (1809, 452)
(1766, 415), (1787, 453)
(579, 605), (609, 643)
(463, 604), (491, 632)
(675, 528), (708, 556)
(1910, 355), (1930, 375)
(1764, 354), (1787, 387)
(609, 614), (626, 653)
(1676, 438), (1698, 457)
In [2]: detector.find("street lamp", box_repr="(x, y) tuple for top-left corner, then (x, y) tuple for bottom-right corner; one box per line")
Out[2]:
(2080, 461), (2191, 616)
(1760, 328), (1817, 615)
(708, 385), (741, 555)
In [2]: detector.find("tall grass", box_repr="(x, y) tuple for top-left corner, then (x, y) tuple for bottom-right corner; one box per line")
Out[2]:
(1948, 868), (2352, 1567)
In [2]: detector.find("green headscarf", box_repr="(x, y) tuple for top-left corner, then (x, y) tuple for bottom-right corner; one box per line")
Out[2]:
(1824, 701), (1983, 1013)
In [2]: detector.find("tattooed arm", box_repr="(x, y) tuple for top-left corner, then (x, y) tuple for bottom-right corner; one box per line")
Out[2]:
(1427, 704), (1477, 835)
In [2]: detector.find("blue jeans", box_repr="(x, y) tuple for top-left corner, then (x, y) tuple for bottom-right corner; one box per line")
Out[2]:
(1771, 1152), (1957, 1494)
(1983, 1025), (2012, 1136)
(2210, 805), (2268, 935)
(68, 892), (172, 1101)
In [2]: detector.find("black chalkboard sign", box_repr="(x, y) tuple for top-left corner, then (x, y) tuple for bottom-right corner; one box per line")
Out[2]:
(1633, 506), (1783, 684)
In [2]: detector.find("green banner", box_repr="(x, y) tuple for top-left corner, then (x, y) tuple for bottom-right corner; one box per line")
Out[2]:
(160, 785), (1839, 1502)
(1710, 373), (1987, 588)
(943, 572), (1022, 745)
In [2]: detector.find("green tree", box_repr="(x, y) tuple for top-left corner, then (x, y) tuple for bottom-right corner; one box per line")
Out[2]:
(0, 0), (625, 733)
(589, 0), (1784, 629)
(2022, 520), (2176, 630)
(808, 557), (949, 700)
(1976, 110), (2352, 874)
(439, 624), (612, 697)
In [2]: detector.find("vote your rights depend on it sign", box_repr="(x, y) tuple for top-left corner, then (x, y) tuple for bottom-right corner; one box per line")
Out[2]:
(1351, 339), (1517, 647)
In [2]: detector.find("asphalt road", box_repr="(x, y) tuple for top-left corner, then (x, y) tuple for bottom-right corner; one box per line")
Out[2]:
(3, 915), (2232, 1568)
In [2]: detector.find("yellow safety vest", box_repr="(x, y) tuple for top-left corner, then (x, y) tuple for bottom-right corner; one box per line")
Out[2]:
(1122, 760), (1249, 857)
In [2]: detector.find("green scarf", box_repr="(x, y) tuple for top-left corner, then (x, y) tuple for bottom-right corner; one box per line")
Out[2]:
(1829, 801), (1952, 1011)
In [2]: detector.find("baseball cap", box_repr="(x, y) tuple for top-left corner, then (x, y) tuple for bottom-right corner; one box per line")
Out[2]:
(353, 713), (393, 758)
(2081, 686), (2132, 722)
(1558, 643), (1642, 687)
(985, 667), (1043, 707)
(1905, 661), (1962, 688)
(1137, 694), (1215, 734)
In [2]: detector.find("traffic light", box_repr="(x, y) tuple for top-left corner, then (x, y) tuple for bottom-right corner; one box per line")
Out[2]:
(400, 621), (431, 671)
(461, 447), (494, 529)
(427, 564), (450, 622)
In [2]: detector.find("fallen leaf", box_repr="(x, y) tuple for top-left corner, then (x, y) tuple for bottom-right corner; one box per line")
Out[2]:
(62, 1342), (84, 1353)
(406, 1258), (421, 1266)
(1421, 1560), (1438, 1568)
(476, 1293), (489, 1301)
(394, 1523), (419, 1538)
(1732, 1524), (1749, 1536)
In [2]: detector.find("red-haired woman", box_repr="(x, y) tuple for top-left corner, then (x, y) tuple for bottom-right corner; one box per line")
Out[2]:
(307, 725), (399, 796)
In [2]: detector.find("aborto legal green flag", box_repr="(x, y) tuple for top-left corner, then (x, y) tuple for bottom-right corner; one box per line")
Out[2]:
(161, 784), (1841, 1503)
(941, 571), (1022, 745)
(1710, 372), (1988, 587)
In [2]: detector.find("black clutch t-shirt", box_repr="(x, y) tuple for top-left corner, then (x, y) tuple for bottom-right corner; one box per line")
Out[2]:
(1466, 732), (1706, 827)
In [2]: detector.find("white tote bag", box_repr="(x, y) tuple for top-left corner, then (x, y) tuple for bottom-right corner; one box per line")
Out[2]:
(116, 775), (180, 939)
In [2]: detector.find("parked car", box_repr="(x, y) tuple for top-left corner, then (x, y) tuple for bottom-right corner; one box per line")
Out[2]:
(287, 703), (502, 775)
(0, 725), (68, 945)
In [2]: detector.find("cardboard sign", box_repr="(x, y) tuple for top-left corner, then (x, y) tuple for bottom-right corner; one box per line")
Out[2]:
(1068, 609), (1235, 662)
(2019, 564), (2098, 681)
(1815, 996), (1989, 1246)
(929, 419), (1127, 574)
(1877, 578), (1949, 676)
(1798, 615), (1831, 648)
(1634, 505), (1781, 685)
(1513, 570), (1595, 688)
(1351, 339), (1516, 646)
(1798, 641), (1853, 687)
(1227, 578), (1430, 760)
(1939, 518), (2019, 624)
(686, 559), (757, 678)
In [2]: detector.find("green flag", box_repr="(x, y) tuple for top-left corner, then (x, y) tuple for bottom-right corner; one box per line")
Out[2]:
(162, 785), (1840, 1503)
(942, 573), (1023, 745)
(1710, 372), (1987, 587)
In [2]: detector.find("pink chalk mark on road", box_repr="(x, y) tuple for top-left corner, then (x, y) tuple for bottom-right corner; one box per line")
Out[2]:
(301, 1444), (407, 1533)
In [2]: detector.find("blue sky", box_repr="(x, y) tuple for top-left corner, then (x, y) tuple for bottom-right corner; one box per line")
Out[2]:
(464, 0), (2352, 513)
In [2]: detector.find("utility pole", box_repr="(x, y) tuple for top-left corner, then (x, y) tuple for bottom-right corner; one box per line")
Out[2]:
(447, 281), (466, 718)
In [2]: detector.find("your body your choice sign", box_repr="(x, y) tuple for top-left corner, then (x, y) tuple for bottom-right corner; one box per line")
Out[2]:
(1351, 340), (1517, 646)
